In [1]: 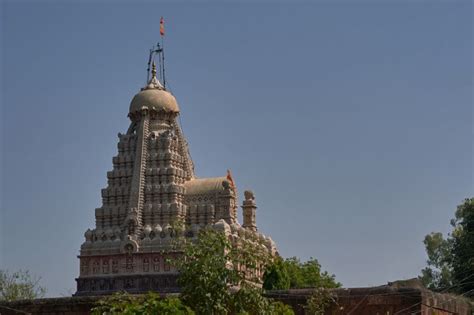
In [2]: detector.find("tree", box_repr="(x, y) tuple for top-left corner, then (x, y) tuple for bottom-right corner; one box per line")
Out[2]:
(0, 270), (46, 301)
(420, 198), (474, 295)
(176, 229), (237, 314)
(176, 228), (294, 315)
(299, 258), (340, 289)
(262, 256), (341, 315)
(262, 257), (290, 290)
(264, 257), (340, 290)
(419, 232), (453, 290)
(451, 198), (474, 295)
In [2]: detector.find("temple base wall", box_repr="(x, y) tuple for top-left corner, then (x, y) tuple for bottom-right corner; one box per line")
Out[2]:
(1, 286), (471, 315)
(75, 274), (179, 296)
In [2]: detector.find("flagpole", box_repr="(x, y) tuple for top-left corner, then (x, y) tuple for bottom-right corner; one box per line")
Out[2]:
(160, 16), (166, 89)
(157, 43), (162, 84)
(161, 35), (166, 89)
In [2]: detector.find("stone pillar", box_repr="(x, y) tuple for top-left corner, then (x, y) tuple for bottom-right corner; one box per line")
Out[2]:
(242, 190), (257, 231)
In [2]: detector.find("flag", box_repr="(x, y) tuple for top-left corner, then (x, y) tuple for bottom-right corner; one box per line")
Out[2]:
(160, 17), (165, 37)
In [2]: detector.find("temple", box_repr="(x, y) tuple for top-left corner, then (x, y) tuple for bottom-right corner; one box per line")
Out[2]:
(75, 61), (277, 295)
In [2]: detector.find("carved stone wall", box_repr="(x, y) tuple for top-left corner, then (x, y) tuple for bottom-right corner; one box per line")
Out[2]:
(79, 253), (177, 277)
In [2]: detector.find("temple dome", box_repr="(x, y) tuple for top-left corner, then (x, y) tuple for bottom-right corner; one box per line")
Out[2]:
(129, 88), (179, 114)
(129, 62), (179, 114)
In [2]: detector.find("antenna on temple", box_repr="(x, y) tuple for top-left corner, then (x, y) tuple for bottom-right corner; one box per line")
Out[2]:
(145, 16), (167, 89)
(146, 47), (154, 84)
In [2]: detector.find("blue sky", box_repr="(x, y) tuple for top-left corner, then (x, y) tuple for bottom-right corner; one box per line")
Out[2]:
(1, 1), (472, 296)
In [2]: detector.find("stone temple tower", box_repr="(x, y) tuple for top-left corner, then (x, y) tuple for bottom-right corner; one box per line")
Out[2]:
(75, 61), (277, 295)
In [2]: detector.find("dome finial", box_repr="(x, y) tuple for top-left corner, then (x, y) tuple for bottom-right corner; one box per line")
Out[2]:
(151, 61), (157, 79)
(143, 60), (164, 91)
(145, 40), (166, 90)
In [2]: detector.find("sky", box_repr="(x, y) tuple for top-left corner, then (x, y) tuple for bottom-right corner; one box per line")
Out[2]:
(1, 0), (472, 297)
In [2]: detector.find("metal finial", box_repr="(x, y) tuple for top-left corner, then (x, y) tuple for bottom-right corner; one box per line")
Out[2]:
(151, 62), (157, 78)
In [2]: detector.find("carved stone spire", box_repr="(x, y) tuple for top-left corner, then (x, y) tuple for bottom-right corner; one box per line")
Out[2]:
(151, 61), (157, 78)
(144, 61), (164, 90)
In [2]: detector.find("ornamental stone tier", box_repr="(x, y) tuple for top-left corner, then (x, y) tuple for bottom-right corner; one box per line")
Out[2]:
(75, 63), (277, 295)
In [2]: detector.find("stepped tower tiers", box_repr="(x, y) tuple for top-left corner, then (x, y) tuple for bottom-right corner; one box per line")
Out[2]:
(76, 62), (277, 296)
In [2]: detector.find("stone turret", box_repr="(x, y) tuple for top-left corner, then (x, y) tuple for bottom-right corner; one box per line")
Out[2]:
(242, 190), (257, 231)
(76, 60), (276, 296)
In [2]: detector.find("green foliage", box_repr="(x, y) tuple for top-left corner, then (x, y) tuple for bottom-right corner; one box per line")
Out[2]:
(282, 257), (303, 289)
(176, 228), (275, 314)
(262, 257), (290, 290)
(420, 198), (474, 295)
(91, 292), (194, 315)
(230, 285), (295, 315)
(420, 232), (453, 290)
(267, 301), (295, 315)
(305, 288), (337, 315)
(0, 269), (46, 301)
(266, 257), (340, 289)
(176, 229), (234, 314)
(451, 198), (474, 295)
(231, 285), (271, 314)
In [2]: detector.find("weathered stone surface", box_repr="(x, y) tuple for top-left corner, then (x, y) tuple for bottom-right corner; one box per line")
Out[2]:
(75, 274), (179, 296)
(265, 282), (473, 315)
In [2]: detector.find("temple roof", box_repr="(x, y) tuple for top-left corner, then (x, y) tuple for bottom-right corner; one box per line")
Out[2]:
(184, 177), (231, 195)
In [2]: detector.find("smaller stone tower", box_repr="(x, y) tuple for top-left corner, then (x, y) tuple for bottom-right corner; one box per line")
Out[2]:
(242, 190), (257, 231)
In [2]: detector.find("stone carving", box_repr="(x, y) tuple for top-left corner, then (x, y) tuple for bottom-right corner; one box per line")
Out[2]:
(244, 190), (255, 201)
(222, 180), (231, 190)
(112, 259), (119, 273)
(84, 229), (92, 243)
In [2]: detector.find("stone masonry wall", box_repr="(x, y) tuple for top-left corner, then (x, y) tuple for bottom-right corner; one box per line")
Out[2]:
(1, 286), (471, 315)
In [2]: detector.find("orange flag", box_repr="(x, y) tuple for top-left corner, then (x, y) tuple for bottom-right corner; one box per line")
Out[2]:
(160, 17), (165, 37)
